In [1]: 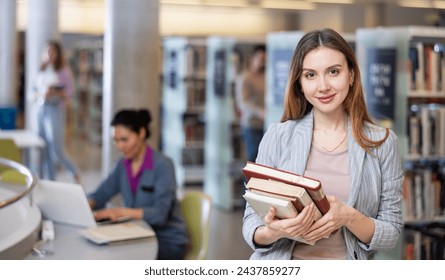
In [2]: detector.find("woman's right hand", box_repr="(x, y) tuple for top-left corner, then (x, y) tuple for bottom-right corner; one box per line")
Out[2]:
(253, 203), (316, 246)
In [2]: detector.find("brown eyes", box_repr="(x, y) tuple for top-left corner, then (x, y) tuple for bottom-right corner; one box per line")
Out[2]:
(329, 69), (340, 75)
(303, 69), (340, 79)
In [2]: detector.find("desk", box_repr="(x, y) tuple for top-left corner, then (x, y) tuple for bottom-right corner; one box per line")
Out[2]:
(0, 129), (45, 177)
(25, 222), (158, 260)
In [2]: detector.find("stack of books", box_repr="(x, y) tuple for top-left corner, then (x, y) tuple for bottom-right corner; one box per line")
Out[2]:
(242, 161), (330, 245)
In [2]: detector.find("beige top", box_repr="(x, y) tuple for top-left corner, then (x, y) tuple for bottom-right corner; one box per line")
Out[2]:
(292, 144), (350, 260)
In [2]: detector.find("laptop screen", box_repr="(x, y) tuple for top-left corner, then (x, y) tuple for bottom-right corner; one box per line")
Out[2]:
(32, 179), (97, 228)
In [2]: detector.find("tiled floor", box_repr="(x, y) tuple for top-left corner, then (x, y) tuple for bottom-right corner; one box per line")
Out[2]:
(63, 135), (253, 260)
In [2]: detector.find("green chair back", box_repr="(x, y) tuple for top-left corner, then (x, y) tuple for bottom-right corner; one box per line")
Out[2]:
(0, 138), (21, 162)
(180, 191), (212, 260)
(0, 138), (26, 185)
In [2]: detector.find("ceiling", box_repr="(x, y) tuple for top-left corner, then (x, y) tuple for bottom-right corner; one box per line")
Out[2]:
(47, 0), (445, 10)
(15, 0), (445, 35)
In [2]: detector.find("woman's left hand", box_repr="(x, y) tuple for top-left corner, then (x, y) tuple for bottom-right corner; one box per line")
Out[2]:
(301, 195), (352, 242)
(93, 208), (131, 222)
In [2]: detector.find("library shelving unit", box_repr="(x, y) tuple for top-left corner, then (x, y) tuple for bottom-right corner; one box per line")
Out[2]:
(203, 36), (265, 210)
(203, 36), (236, 209)
(161, 37), (207, 194)
(69, 39), (104, 145)
(265, 31), (305, 130)
(356, 26), (445, 260)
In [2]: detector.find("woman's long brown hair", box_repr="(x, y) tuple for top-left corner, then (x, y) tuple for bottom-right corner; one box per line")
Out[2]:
(40, 40), (65, 71)
(280, 28), (388, 153)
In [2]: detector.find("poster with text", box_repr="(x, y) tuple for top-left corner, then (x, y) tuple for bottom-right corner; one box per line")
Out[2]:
(272, 48), (293, 106)
(365, 48), (397, 121)
(214, 50), (226, 98)
(167, 50), (178, 89)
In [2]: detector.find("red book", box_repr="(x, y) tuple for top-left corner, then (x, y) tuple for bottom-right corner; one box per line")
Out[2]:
(242, 161), (330, 215)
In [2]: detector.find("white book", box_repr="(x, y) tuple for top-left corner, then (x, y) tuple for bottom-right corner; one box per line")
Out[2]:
(433, 179), (442, 217)
(434, 109), (441, 155)
(420, 107), (431, 157)
(438, 108), (445, 156)
(243, 190), (317, 245)
(423, 169), (434, 219)
(430, 50), (440, 92)
(243, 189), (298, 220)
(409, 115), (420, 156)
(414, 174), (423, 219)
(441, 55), (445, 92)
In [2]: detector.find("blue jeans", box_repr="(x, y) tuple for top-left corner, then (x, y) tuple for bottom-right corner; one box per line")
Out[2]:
(242, 127), (264, 163)
(38, 104), (79, 180)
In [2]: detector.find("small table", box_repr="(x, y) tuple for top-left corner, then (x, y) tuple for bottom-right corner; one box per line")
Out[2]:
(0, 129), (45, 177)
(25, 222), (158, 260)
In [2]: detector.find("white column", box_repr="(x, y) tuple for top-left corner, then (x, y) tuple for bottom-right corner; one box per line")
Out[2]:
(102, 0), (160, 175)
(0, 0), (17, 107)
(25, 0), (59, 131)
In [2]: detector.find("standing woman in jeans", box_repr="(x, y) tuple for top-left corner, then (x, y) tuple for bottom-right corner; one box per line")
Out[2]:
(33, 40), (80, 183)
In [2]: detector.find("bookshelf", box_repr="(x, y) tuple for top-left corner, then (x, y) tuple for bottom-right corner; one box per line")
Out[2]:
(203, 36), (235, 209)
(203, 36), (265, 210)
(69, 39), (104, 145)
(356, 26), (445, 260)
(161, 37), (207, 192)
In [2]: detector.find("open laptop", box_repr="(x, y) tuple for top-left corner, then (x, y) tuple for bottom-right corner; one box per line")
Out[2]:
(33, 179), (156, 244)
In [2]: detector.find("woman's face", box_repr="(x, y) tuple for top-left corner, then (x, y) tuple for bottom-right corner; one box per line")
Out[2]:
(251, 50), (266, 73)
(112, 125), (145, 160)
(42, 44), (58, 64)
(300, 47), (353, 115)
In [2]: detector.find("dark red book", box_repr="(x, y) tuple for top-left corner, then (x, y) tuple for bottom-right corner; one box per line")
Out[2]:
(242, 161), (330, 215)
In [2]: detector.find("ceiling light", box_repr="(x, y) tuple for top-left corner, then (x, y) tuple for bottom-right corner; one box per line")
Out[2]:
(160, 0), (202, 5)
(261, 0), (316, 10)
(397, 0), (433, 8)
(203, 0), (249, 7)
(433, 0), (445, 9)
(307, 0), (354, 4)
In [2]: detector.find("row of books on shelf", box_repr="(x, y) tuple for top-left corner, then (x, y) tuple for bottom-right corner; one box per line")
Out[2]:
(183, 114), (205, 142)
(182, 148), (204, 166)
(408, 104), (445, 157)
(241, 162), (330, 245)
(185, 45), (207, 76)
(403, 164), (445, 221)
(409, 42), (445, 93)
(404, 222), (445, 260)
(70, 48), (103, 76)
(185, 82), (206, 109)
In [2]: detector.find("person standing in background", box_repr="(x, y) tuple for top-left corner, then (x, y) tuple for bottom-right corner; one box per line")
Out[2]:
(33, 40), (81, 183)
(238, 45), (266, 163)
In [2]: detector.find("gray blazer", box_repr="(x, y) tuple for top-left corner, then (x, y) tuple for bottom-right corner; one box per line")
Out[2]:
(242, 111), (404, 260)
(89, 149), (188, 247)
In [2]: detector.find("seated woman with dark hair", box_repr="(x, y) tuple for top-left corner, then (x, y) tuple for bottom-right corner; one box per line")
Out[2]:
(88, 108), (189, 260)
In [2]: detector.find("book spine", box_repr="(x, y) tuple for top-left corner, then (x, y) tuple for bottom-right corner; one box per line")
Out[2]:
(290, 200), (304, 213)
(304, 190), (330, 215)
(244, 171), (330, 214)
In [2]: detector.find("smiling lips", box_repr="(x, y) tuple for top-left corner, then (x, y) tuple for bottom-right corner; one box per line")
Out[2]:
(317, 93), (336, 103)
